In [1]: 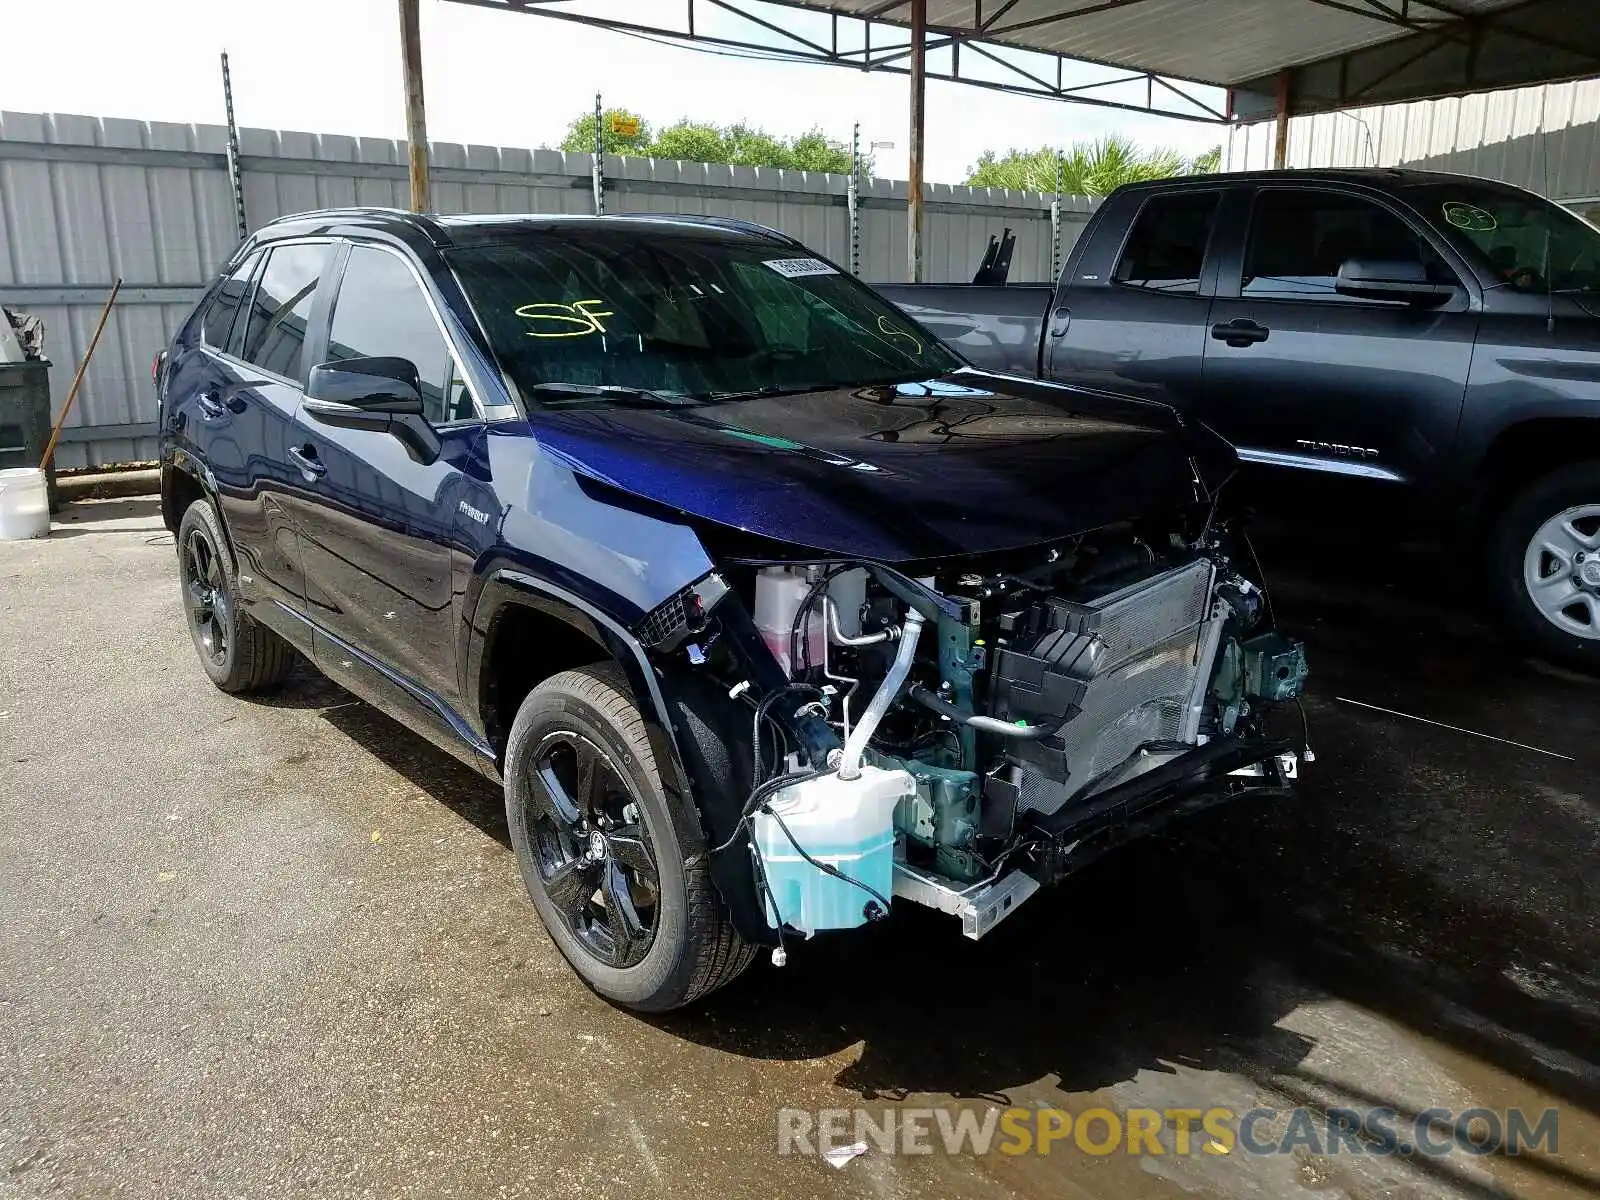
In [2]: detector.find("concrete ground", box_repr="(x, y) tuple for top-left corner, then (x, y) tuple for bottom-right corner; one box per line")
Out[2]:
(1, 497), (1596, 1200)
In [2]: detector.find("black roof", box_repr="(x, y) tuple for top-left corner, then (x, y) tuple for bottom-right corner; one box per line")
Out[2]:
(254, 208), (801, 253)
(1114, 167), (1544, 196)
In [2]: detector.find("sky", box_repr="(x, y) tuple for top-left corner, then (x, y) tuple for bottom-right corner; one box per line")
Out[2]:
(0, 0), (1230, 184)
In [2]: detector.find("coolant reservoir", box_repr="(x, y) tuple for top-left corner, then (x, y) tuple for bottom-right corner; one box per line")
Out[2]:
(752, 766), (914, 936)
(754, 567), (825, 676)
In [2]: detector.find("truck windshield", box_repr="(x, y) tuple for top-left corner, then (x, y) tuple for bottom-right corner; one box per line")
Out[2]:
(1407, 182), (1600, 293)
(447, 229), (960, 404)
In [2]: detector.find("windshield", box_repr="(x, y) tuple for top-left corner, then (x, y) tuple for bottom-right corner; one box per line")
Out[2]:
(1407, 182), (1600, 293)
(447, 228), (960, 404)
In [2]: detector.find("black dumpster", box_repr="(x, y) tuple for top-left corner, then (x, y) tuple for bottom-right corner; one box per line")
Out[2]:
(0, 360), (57, 511)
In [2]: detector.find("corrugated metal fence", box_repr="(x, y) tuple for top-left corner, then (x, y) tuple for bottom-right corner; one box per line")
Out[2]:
(0, 110), (1094, 469)
(1224, 78), (1600, 207)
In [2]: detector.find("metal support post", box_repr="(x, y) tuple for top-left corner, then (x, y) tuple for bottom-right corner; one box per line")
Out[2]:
(592, 92), (606, 215)
(1050, 150), (1063, 281)
(219, 52), (247, 243)
(848, 122), (861, 277)
(1273, 69), (1290, 170)
(907, 0), (926, 282)
(399, 0), (431, 211)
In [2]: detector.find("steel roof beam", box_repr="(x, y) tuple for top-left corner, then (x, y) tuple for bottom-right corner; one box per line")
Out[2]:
(1232, 0), (1600, 119)
(442, 0), (1228, 121)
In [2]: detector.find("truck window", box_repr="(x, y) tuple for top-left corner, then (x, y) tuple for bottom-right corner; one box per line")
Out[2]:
(1402, 180), (1600, 294)
(1242, 190), (1452, 303)
(1113, 192), (1219, 294)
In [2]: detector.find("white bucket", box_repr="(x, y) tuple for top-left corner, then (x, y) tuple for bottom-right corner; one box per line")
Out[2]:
(0, 467), (50, 540)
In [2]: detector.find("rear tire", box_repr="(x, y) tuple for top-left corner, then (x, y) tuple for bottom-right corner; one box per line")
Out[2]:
(1488, 461), (1600, 670)
(504, 663), (756, 1012)
(176, 498), (294, 693)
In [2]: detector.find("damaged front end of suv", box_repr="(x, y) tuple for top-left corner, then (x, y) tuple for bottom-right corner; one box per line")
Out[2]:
(442, 219), (1308, 1006)
(634, 484), (1307, 951)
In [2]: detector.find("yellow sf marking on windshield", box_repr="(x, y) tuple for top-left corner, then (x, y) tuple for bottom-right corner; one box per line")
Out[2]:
(515, 299), (614, 338)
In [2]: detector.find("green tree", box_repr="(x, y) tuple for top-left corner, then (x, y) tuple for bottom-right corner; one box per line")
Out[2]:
(787, 129), (853, 174)
(650, 120), (732, 163)
(1190, 145), (1222, 174)
(724, 124), (795, 167)
(966, 134), (1210, 196)
(557, 108), (853, 173)
(558, 108), (652, 155)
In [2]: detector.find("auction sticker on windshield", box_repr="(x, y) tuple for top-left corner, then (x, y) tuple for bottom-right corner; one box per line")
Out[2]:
(763, 257), (838, 278)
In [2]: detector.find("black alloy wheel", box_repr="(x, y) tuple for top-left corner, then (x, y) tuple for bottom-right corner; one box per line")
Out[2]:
(182, 523), (230, 666)
(174, 498), (294, 693)
(503, 663), (758, 1011)
(524, 730), (660, 970)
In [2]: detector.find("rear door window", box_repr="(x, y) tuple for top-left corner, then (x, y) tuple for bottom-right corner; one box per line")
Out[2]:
(199, 250), (262, 353)
(325, 245), (458, 426)
(240, 242), (331, 382)
(1114, 192), (1220, 294)
(1241, 189), (1455, 302)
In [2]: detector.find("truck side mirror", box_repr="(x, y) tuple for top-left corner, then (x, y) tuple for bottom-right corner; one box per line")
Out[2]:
(1335, 258), (1455, 304)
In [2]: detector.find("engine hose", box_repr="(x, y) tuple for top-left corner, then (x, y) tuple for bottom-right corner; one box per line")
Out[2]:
(836, 610), (925, 781)
(907, 683), (1076, 741)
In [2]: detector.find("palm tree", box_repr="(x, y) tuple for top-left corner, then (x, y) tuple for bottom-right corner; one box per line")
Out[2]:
(967, 135), (1217, 195)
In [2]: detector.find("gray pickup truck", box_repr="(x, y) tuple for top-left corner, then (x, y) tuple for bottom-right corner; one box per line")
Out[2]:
(879, 168), (1600, 668)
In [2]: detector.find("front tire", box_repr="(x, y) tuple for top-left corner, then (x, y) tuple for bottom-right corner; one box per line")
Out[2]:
(176, 499), (294, 693)
(1489, 461), (1600, 670)
(504, 663), (756, 1012)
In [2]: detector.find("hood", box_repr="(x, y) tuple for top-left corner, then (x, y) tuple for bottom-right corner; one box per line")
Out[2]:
(522, 368), (1233, 563)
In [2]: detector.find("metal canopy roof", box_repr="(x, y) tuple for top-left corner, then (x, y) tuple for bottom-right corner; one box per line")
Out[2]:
(420, 0), (1600, 282)
(773, 0), (1600, 118)
(457, 0), (1600, 122)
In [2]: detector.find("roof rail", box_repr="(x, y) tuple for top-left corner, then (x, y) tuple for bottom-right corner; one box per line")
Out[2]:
(265, 207), (447, 236)
(613, 212), (801, 247)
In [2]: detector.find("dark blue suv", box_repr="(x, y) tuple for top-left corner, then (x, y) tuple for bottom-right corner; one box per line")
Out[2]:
(157, 209), (1307, 1011)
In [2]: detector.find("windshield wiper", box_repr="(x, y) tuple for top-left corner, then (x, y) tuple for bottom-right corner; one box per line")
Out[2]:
(705, 373), (937, 402)
(521, 382), (690, 407)
(704, 382), (854, 401)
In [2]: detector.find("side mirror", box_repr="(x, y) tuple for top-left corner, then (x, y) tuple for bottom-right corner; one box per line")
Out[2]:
(304, 356), (439, 464)
(306, 356), (424, 413)
(1335, 258), (1455, 304)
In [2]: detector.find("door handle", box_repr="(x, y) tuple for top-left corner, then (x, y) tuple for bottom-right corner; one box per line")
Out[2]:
(287, 444), (327, 480)
(197, 391), (226, 419)
(1211, 319), (1270, 347)
(1047, 305), (1072, 339)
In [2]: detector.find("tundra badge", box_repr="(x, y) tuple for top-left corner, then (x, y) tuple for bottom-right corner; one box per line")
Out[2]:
(1296, 439), (1379, 460)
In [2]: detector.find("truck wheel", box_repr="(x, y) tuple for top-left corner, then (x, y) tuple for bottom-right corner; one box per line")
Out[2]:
(176, 498), (294, 693)
(1489, 461), (1600, 669)
(504, 663), (757, 1012)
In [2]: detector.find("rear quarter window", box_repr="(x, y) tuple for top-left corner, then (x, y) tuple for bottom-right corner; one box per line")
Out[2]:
(197, 250), (262, 353)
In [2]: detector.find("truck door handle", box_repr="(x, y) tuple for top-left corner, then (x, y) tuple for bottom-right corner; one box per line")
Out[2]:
(287, 444), (327, 480)
(1211, 319), (1270, 347)
(197, 391), (226, 420)
(1047, 306), (1071, 338)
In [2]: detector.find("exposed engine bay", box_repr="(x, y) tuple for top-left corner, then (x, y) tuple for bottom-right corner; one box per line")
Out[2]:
(641, 516), (1308, 944)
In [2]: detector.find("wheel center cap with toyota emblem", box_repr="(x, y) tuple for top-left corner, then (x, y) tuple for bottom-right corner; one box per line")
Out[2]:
(1581, 559), (1600, 589)
(587, 829), (608, 861)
